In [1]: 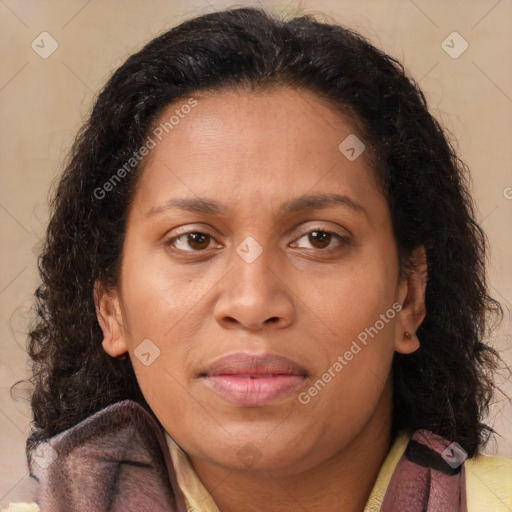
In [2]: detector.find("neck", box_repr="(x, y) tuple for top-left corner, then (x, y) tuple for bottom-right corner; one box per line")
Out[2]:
(189, 383), (393, 512)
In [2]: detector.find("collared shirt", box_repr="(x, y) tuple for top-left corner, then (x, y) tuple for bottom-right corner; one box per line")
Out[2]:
(2, 426), (511, 511)
(165, 431), (512, 512)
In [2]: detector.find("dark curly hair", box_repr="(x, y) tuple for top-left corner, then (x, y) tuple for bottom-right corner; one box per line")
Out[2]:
(22, 6), (508, 460)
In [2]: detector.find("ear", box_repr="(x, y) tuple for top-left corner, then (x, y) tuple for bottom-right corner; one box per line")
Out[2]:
(93, 280), (128, 358)
(394, 246), (427, 355)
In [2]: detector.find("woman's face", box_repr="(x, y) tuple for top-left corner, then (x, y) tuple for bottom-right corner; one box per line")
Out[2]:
(97, 87), (425, 475)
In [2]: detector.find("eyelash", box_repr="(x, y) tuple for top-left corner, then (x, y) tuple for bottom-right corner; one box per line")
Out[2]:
(165, 227), (350, 255)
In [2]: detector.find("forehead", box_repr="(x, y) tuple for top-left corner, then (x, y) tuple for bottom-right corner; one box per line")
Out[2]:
(130, 86), (384, 220)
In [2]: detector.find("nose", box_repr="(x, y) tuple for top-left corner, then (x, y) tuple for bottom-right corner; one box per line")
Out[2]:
(213, 244), (295, 331)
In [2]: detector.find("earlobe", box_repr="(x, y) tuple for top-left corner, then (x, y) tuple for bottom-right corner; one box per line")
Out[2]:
(394, 246), (427, 355)
(395, 331), (421, 354)
(93, 280), (128, 358)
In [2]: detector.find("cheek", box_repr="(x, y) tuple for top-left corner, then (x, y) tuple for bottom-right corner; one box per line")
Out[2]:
(301, 291), (396, 439)
(118, 244), (218, 414)
(298, 249), (398, 405)
(131, 357), (216, 453)
(118, 242), (210, 341)
(305, 251), (398, 345)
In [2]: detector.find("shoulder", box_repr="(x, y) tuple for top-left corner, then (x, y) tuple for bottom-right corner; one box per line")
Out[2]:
(465, 453), (512, 511)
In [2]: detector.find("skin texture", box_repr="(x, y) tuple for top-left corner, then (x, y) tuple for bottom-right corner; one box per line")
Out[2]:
(95, 87), (427, 512)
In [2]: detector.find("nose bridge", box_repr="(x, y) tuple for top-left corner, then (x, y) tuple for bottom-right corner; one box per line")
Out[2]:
(213, 234), (294, 329)
(231, 234), (280, 298)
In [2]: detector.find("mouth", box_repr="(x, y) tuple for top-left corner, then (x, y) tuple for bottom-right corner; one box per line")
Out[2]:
(200, 352), (308, 407)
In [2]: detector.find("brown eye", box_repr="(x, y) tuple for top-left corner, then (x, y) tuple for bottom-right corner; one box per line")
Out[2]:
(292, 228), (349, 252)
(169, 231), (214, 251)
(308, 230), (332, 249)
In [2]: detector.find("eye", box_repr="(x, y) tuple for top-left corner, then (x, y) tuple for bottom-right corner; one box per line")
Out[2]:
(165, 227), (350, 255)
(292, 228), (350, 252)
(166, 231), (219, 252)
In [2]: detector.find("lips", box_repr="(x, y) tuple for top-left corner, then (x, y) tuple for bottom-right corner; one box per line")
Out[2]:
(200, 352), (308, 406)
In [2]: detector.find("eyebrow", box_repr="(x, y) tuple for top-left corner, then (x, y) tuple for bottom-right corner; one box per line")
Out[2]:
(145, 193), (367, 218)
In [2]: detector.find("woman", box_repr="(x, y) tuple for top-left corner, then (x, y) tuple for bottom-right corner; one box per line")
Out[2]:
(5, 6), (511, 512)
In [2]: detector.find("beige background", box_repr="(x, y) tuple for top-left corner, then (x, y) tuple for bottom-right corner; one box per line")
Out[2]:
(1, 0), (511, 504)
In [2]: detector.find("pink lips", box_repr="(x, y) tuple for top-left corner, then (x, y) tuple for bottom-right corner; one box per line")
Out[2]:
(201, 352), (308, 406)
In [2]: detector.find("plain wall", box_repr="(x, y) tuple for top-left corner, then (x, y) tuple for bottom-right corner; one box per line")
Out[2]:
(1, 0), (511, 503)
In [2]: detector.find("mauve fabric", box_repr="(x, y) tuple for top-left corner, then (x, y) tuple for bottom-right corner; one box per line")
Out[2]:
(28, 400), (468, 511)
(381, 429), (467, 512)
(29, 401), (187, 512)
